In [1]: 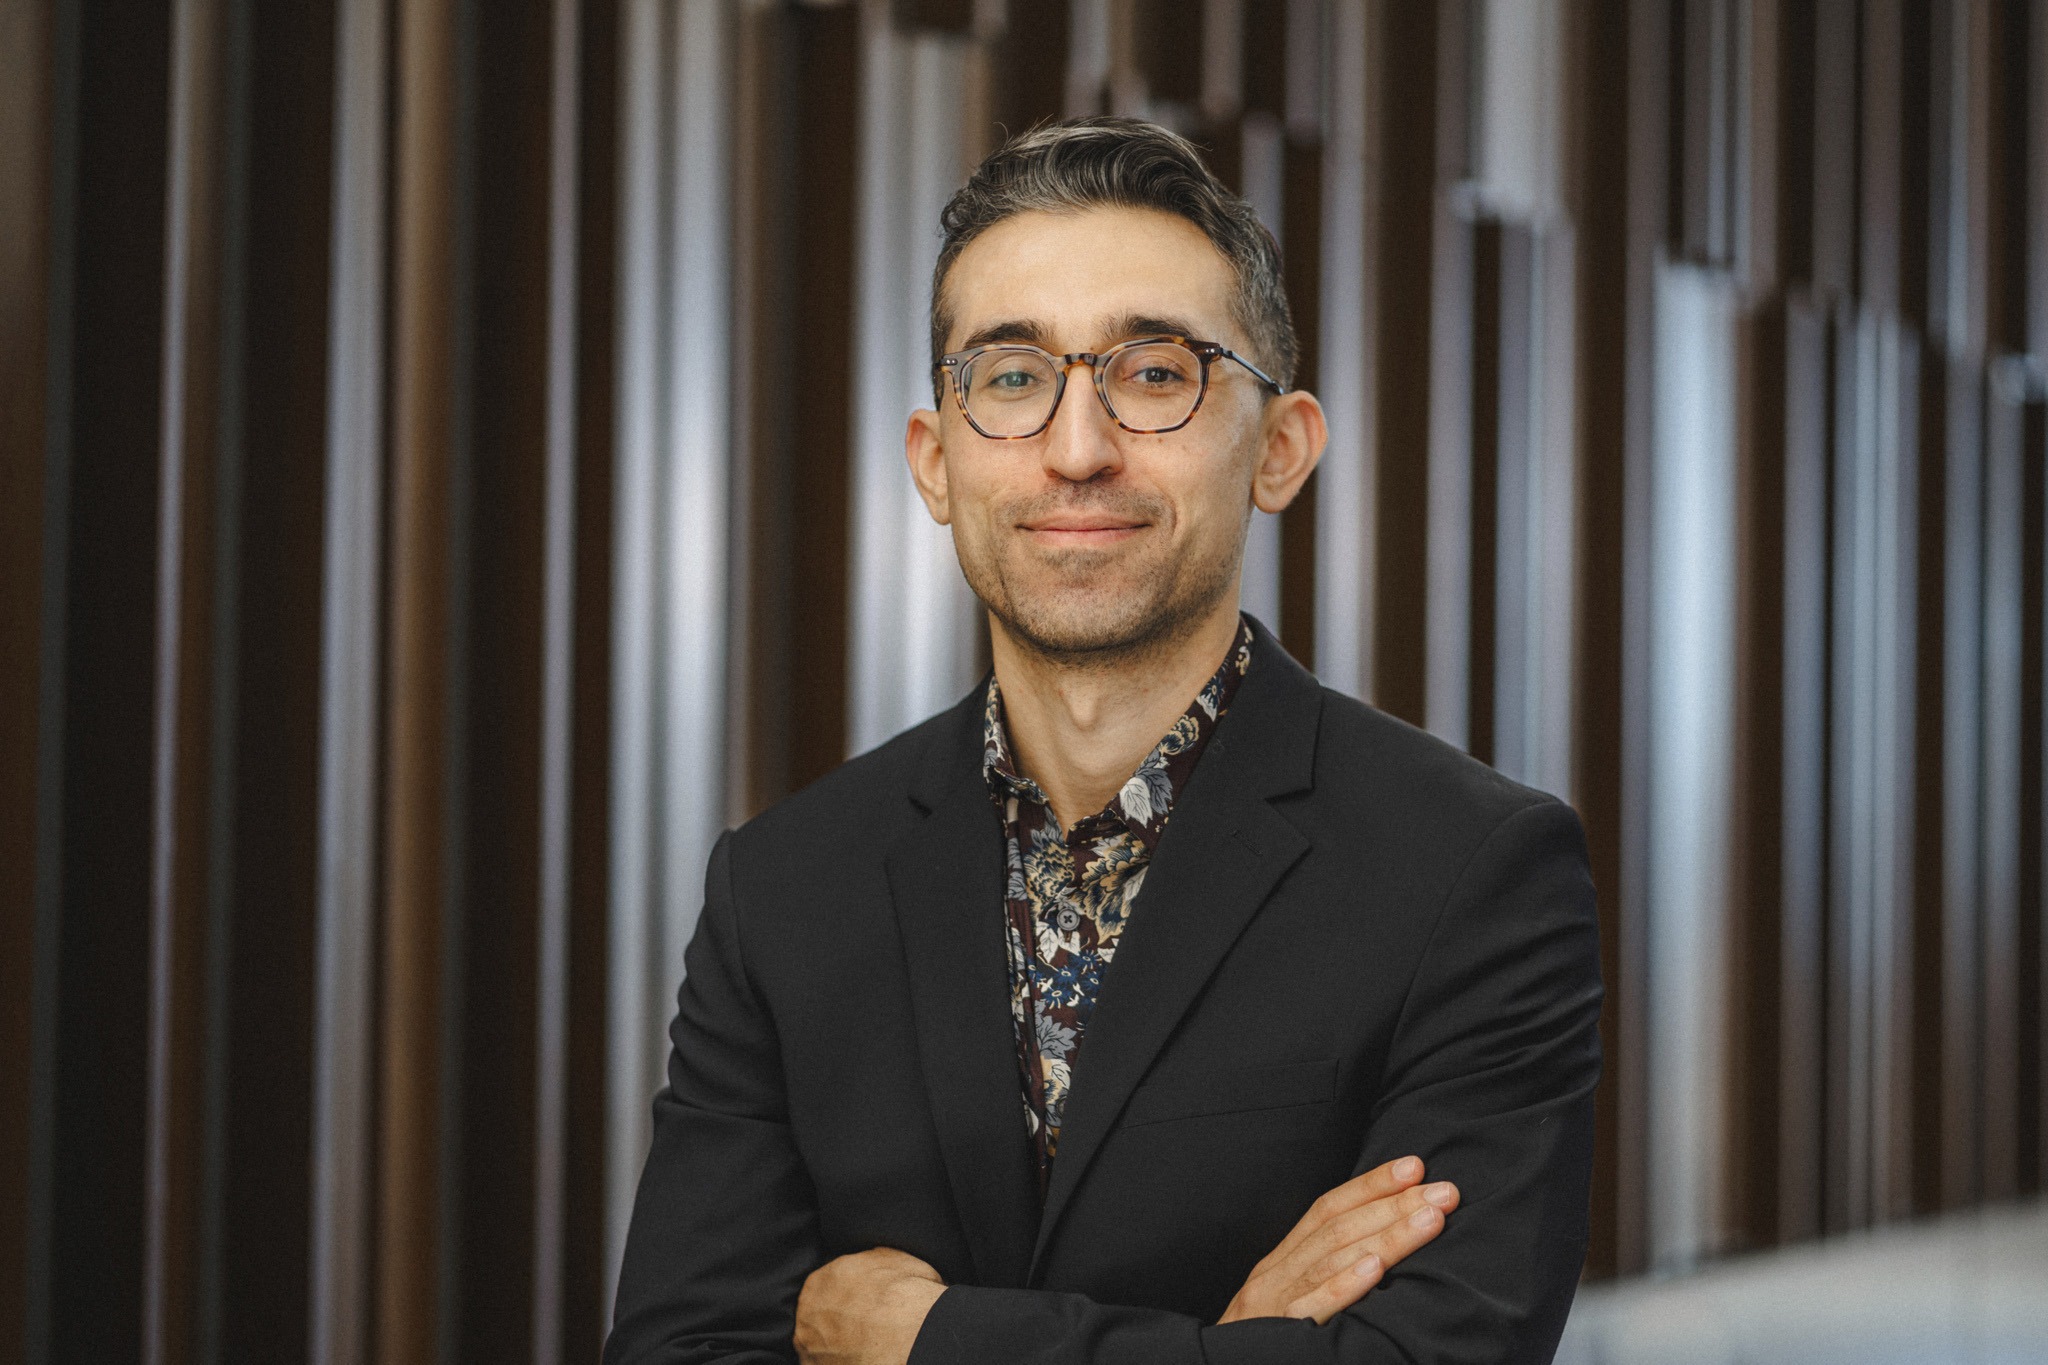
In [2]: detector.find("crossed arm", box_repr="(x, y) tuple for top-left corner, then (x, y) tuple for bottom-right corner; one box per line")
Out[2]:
(793, 1156), (1460, 1365)
(606, 800), (1601, 1365)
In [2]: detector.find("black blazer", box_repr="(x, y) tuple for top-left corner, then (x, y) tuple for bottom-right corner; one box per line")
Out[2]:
(606, 619), (1602, 1365)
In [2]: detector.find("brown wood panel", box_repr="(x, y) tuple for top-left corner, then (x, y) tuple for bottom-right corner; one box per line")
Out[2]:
(1860, 0), (1904, 311)
(1729, 298), (1789, 1251)
(990, 0), (1068, 136)
(0, 0), (55, 1351)
(37, 3), (177, 1360)
(379, 0), (462, 1357)
(206, 3), (338, 1358)
(1368, 0), (1439, 725)
(455, 0), (557, 1359)
(1986, 0), (2033, 353)
(1908, 339), (1950, 1217)
(1808, 0), (1858, 297)
(1465, 219), (1503, 768)
(1572, 0), (1634, 1281)
(1279, 130), (1320, 669)
(560, 0), (619, 1352)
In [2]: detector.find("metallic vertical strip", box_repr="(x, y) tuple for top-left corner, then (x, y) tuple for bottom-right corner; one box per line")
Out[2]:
(531, 0), (581, 1356)
(657, 0), (732, 1144)
(1980, 377), (2025, 1199)
(316, 3), (377, 1348)
(1872, 322), (1920, 1219)
(1531, 227), (1577, 799)
(1424, 30), (1472, 748)
(1315, 0), (1368, 696)
(1941, 354), (1985, 1207)
(309, 1), (389, 1361)
(848, 6), (977, 755)
(604, 0), (664, 1304)
(1644, 261), (1739, 1271)
(1827, 307), (1878, 1230)
(1779, 298), (1830, 1240)
(1066, 0), (1109, 115)
(147, 2), (224, 1361)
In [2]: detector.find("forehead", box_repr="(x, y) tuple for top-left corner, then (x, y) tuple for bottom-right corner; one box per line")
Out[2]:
(942, 206), (1239, 349)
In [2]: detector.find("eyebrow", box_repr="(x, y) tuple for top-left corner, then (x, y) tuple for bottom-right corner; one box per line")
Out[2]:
(955, 312), (1206, 354)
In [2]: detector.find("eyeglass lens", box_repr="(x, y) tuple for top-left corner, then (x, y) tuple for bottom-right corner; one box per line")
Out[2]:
(960, 341), (1204, 436)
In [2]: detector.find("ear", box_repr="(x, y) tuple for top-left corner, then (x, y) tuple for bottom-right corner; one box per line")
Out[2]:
(905, 406), (952, 525)
(1250, 390), (1328, 514)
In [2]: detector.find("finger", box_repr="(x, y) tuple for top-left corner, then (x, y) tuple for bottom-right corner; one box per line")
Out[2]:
(1308, 1156), (1426, 1223)
(1282, 1251), (1385, 1326)
(1314, 1180), (1459, 1282)
(1292, 1177), (1458, 1277)
(1267, 1156), (1426, 1266)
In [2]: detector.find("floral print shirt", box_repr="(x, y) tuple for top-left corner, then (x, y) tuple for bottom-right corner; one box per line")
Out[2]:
(982, 618), (1255, 1187)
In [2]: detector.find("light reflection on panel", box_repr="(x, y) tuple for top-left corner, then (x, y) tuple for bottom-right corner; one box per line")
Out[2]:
(310, 2), (390, 1360)
(1314, 0), (1369, 696)
(847, 6), (982, 756)
(1645, 261), (1739, 1273)
(605, 0), (734, 1304)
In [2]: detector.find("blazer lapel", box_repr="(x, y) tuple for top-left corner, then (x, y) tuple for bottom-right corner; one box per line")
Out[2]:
(1030, 622), (1321, 1277)
(886, 694), (1041, 1289)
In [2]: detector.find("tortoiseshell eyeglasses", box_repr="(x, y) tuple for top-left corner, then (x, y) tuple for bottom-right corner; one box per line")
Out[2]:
(937, 334), (1285, 440)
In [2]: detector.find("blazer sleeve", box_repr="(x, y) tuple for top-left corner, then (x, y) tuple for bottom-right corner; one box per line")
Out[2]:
(910, 797), (1603, 1365)
(604, 830), (822, 1365)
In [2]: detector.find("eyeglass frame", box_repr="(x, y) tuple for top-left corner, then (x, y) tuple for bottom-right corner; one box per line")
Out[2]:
(935, 333), (1287, 440)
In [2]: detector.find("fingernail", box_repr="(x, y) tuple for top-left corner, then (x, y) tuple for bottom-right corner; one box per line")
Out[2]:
(1394, 1156), (1421, 1182)
(1423, 1182), (1455, 1207)
(1411, 1206), (1438, 1229)
(1353, 1253), (1382, 1279)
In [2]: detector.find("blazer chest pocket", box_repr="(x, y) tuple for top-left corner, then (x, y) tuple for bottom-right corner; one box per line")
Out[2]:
(1121, 1057), (1337, 1128)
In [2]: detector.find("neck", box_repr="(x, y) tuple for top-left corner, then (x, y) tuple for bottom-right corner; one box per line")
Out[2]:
(991, 596), (1243, 831)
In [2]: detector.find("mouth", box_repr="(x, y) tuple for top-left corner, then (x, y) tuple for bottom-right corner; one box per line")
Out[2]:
(1017, 516), (1148, 548)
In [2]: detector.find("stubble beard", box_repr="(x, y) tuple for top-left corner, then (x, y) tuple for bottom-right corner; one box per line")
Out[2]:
(956, 486), (1245, 672)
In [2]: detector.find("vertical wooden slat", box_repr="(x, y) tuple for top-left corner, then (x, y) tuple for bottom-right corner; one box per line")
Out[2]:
(1273, 0), (1319, 669)
(379, 0), (462, 1356)
(1464, 218), (1503, 768)
(1369, 0), (1438, 724)
(1728, 295), (1786, 1251)
(38, 2), (175, 1360)
(1571, 0), (1634, 1279)
(208, 4), (338, 1359)
(1808, 0), (1857, 298)
(456, 0), (555, 1358)
(0, 0), (56, 1351)
(561, 0), (619, 1349)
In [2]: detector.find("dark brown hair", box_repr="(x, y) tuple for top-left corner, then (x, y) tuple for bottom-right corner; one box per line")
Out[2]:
(929, 117), (1299, 396)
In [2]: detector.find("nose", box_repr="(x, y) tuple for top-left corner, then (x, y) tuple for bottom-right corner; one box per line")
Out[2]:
(1039, 360), (1125, 484)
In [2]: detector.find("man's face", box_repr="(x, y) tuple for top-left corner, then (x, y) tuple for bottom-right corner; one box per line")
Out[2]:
(912, 206), (1271, 663)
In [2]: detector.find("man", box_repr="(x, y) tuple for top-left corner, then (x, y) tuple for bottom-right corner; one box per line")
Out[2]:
(606, 118), (1601, 1365)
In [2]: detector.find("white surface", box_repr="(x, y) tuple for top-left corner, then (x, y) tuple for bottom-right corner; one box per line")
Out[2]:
(1558, 1200), (2048, 1365)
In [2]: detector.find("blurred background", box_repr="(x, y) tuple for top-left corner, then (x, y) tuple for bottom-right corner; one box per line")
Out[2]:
(2, 0), (2045, 1362)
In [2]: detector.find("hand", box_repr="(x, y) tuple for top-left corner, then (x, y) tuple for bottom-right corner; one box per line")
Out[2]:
(794, 1247), (948, 1365)
(1217, 1155), (1458, 1325)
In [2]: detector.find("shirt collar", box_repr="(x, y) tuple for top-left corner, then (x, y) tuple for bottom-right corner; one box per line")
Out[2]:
(982, 617), (1255, 850)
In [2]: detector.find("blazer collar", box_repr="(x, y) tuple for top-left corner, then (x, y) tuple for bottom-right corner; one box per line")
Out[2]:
(888, 615), (1323, 1286)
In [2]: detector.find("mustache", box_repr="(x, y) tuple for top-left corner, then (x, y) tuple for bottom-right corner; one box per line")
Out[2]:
(1002, 484), (1167, 526)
